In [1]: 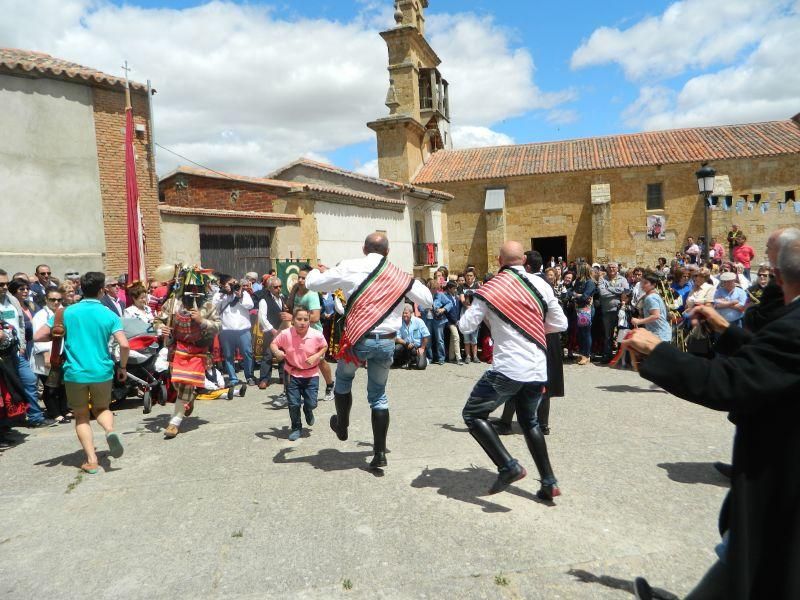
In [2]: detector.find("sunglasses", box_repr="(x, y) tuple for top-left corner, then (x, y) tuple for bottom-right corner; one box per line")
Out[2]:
(38, 272), (51, 276)
(106, 283), (119, 288)
(47, 297), (63, 303)
(0, 282), (7, 288)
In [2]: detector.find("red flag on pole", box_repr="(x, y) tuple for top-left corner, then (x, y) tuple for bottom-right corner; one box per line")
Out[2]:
(124, 69), (146, 284)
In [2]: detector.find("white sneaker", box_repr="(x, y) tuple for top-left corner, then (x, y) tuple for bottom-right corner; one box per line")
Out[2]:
(324, 384), (335, 402)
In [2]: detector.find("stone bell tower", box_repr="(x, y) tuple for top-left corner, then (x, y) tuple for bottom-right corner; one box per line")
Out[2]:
(368, 0), (452, 184)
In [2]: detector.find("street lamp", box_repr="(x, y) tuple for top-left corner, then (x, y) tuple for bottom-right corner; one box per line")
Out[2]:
(695, 163), (716, 262)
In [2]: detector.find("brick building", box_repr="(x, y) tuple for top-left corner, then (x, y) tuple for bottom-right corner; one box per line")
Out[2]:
(0, 48), (160, 277)
(158, 161), (450, 276)
(370, 1), (800, 273)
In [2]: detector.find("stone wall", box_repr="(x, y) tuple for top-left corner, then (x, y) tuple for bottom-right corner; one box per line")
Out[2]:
(432, 153), (799, 274)
(93, 86), (161, 277)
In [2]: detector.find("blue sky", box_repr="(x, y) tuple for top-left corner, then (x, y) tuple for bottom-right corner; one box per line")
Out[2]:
(5, 0), (797, 176)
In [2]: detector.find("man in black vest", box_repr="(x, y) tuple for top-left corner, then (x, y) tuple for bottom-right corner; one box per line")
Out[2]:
(256, 276), (291, 390)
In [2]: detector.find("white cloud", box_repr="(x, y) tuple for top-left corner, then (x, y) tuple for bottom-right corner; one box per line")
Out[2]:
(545, 108), (579, 125)
(0, 1), (573, 175)
(354, 158), (380, 178)
(451, 125), (514, 149)
(428, 13), (573, 126)
(571, 0), (792, 80)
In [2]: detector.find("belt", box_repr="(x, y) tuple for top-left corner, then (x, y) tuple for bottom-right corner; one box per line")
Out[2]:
(363, 331), (396, 340)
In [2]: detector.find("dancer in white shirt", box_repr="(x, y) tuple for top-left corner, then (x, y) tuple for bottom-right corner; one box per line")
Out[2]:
(305, 233), (432, 469)
(459, 241), (567, 500)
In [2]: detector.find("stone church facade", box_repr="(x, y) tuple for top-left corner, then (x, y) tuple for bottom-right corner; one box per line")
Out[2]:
(370, 1), (800, 273)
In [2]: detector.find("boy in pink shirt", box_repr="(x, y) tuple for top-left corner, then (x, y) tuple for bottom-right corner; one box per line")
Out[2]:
(270, 308), (328, 441)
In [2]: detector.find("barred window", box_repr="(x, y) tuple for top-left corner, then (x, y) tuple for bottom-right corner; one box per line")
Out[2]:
(646, 183), (663, 210)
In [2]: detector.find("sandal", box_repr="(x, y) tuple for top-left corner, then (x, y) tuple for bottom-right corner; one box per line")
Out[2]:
(81, 462), (99, 474)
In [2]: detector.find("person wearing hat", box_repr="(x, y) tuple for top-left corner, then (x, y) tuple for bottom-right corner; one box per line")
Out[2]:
(101, 277), (125, 316)
(714, 272), (748, 326)
(155, 266), (221, 439)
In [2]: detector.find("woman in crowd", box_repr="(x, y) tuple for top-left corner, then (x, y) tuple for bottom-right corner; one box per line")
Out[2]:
(684, 267), (715, 313)
(424, 278), (451, 365)
(747, 265), (771, 304)
(30, 288), (70, 424)
(669, 268), (692, 312)
(59, 280), (77, 305)
(560, 271), (576, 360)
(572, 263), (596, 365)
(632, 272), (673, 343)
(123, 282), (155, 325)
(8, 279), (35, 360)
(734, 262), (750, 288)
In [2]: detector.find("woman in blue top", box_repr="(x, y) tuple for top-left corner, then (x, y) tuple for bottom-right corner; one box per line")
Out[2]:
(632, 272), (673, 342)
(424, 278), (452, 365)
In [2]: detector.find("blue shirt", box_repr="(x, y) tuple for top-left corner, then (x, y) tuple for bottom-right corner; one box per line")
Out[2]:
(398, 316), (430, 348)
(714, 285), (748, 323)
(444, 292), (461, 323)
(425, 292), (452, 324)
(642, 293), (673, 342)
(50, 299), (122, 383)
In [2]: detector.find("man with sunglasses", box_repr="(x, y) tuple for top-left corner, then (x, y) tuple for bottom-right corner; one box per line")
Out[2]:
(30, 264), (57, 310)
(101, 277), (125, 316)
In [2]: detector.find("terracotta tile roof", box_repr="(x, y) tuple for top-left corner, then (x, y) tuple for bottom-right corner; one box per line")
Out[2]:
(0, 47), (147, 91)
(268, 158), (406, 189)
(289, 183), (407, 210)
(159, 166), (297, 189)
(413, 118), (800, 184)
(159, 205), (300, 221)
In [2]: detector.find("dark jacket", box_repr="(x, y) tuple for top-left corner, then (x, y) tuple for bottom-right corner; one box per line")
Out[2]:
(101, 294), (125, 316)
(639, 299), (800, 599)
(257, 292), (286, 331)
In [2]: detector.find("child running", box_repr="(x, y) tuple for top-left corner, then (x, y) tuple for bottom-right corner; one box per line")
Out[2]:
(270, 308), (328, 441)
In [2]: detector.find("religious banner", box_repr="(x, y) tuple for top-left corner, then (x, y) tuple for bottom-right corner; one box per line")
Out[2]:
(646, 215), (666, 240)
(276, 258), (313, 295)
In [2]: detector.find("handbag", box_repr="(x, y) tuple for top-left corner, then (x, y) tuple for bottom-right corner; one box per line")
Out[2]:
(45, 307), (66, 389)
(576, 306), (592, 328)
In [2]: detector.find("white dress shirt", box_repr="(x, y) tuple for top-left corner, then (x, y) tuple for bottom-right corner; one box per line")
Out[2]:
(458, 266), (567, 382)
(213, 291), (254, 331)
(258, 293), (285, 333)
(305, 253), (433, 335)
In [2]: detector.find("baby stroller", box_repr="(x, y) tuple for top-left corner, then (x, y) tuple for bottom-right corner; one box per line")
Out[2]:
(112, 318), (168, 414)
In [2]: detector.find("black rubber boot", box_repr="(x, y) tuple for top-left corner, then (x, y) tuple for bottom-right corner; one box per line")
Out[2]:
(521, 425), (560, 500)
(330, 392), (352, 441)
(369, 409), (389, 468)
(537, 394), (551, 435)
(491, 399), (515, 435)
(468, 418), (526, 494)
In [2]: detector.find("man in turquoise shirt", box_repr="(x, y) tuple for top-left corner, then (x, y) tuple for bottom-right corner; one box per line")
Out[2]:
(37, 272), (129, 473)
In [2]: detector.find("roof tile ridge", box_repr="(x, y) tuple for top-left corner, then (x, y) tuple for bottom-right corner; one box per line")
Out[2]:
(742, 123), (785, 155)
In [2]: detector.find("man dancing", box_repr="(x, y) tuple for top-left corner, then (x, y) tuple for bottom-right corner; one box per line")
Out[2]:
(459, 241), (567, 499)
(305, 233), (432, 468)
(155, 267), (221, 439)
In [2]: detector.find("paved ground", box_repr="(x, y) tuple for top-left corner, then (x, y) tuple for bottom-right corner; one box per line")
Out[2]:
(0, 361), (732, 599)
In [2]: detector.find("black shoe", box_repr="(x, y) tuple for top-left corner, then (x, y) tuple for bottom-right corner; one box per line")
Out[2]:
(227, 386), (235, 400)
(489, 462), (527, 494)
(304, 407), (315, 427)
(713, 461), (732, 479)
(370, 452), (387, 468)
(633, 577), (653, 600)
(239, 384), (247, 397)
(537, 483), (561, 501)
(28, 418), (57, 428)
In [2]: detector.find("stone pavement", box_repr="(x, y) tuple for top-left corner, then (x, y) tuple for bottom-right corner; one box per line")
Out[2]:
(0, 362), (732, 599)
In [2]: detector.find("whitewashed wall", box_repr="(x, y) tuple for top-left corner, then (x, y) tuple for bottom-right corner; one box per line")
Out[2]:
(314, 201), (413, 271)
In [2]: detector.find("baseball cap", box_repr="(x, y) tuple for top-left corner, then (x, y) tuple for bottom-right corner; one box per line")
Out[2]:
(719, 272), (737, 282)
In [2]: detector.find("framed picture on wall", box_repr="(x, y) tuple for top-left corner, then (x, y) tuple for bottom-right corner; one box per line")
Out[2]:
(646, 215), (666, 240)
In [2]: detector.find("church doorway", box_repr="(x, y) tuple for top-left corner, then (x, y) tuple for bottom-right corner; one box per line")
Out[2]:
(531, 235), (567, 263)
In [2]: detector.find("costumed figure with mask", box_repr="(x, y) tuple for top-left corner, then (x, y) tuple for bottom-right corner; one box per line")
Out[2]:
(154, 265), (220, 439)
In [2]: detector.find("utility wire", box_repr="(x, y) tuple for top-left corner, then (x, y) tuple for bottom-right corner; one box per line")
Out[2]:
(155, 142), (238, 181)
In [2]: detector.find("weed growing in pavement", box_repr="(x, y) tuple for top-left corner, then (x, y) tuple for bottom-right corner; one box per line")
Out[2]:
(65, 471), (84, 494)
(342, 579), (353, 590)
(494, 574), (509, 586)
(232, 529), (243, 538)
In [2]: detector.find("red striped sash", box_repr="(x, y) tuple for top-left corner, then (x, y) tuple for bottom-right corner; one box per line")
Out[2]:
(473, 267), (548, 351)
(337, 258), (413, 364)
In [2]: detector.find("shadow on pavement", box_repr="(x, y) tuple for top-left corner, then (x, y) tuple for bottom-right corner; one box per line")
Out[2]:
(410, 466), (548, 513)
(567, 569), (679, 599)
(0, 427), (29, 453)
(140, 414), (209, 434)
(34, 448), (121, 472)
(256, 427), (310, 441)
(435, 423), (468, 433)
(273, 447), (377, 473)
(657, 462), (730, 488)
(595, 384), (666, 394)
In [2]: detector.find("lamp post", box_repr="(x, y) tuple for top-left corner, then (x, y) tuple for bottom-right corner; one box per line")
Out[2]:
(695, 163), (716, 262)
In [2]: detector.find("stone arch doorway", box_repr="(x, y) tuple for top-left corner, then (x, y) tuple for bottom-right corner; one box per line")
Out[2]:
(531, 235), (567, 264)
